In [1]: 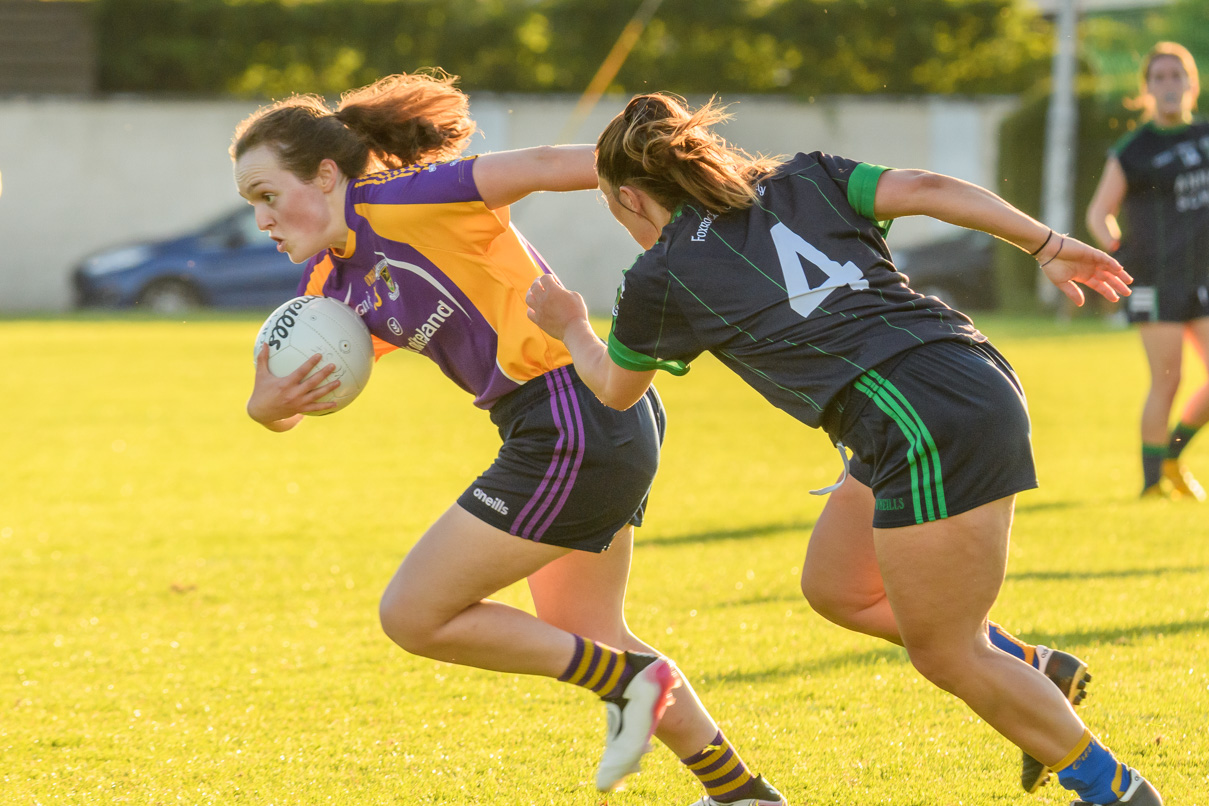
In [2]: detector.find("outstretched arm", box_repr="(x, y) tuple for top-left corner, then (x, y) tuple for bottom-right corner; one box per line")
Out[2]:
(873, 169), (1132, 306)
(525, 274), (656, 410)
(473, 145), (598, 209)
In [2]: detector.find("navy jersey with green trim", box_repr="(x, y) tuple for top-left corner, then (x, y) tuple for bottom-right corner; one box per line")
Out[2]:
(607, 151), (985, 432)
(1110, 119), (1209, 286)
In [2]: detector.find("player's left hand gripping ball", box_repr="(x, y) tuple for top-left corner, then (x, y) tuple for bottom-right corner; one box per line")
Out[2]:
(253, 296), (374, 415)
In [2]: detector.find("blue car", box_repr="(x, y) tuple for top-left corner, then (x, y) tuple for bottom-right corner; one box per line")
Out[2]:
(72, 206), (302, 312)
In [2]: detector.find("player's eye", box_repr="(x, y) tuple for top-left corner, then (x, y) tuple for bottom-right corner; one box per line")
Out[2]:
(264, 193), (276, 204)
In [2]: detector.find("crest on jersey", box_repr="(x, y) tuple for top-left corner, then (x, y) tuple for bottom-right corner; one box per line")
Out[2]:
(370, 259), (402, 301)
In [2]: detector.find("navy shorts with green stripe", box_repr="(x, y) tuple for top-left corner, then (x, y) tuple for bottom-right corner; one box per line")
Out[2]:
(836, 340), (1038, 528)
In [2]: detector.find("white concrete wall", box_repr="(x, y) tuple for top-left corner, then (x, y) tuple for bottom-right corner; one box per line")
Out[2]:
(0, 94), (1016, 313)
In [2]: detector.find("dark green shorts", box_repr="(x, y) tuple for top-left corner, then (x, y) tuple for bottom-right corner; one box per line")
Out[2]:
(458, 365), (665, 553)
(837, 340), (1038, 528)
(1124, 283), (1209, 324)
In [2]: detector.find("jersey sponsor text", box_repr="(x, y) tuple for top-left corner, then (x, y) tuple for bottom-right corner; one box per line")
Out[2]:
(406, 300), (455, 352)
(690, 212), (716, 242)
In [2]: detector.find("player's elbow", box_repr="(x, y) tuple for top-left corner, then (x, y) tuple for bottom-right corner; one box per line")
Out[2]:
(595, 386), (644, 411)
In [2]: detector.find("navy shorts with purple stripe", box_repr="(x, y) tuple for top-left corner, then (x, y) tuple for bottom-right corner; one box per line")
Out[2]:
(457, 365), (666, 553)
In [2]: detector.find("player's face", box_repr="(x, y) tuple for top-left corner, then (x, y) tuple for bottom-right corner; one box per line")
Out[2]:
(234, 145), (344, 263)
(1146, 56), (1194, 122)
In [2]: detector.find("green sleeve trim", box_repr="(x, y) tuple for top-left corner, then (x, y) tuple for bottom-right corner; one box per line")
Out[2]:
(1110, 125), (1146, 156)
(607, 332), (690, 376)
(848, 162), (893, 236)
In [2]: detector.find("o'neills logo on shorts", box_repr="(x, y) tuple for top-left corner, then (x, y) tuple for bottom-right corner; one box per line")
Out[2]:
(473, 488), (509, 515)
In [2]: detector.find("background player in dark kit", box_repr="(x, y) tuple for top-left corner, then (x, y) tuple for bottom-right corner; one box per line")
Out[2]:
(1087, 41), (1209, 500)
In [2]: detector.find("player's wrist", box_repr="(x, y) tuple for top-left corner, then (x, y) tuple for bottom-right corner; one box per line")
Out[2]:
(1037, 232), (1067, 268)
(1027, 228), (1055, 258)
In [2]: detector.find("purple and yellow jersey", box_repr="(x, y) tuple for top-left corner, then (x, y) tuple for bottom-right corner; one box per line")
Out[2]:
(296, 157), (572, 409)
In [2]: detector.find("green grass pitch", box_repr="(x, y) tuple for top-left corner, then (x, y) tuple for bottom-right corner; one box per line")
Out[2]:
(2, 314), (1206, 804)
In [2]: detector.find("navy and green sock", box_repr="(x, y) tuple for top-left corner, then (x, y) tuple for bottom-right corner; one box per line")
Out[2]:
(1167, 421), (1201, 460)
(1142, 443), (1167, 490)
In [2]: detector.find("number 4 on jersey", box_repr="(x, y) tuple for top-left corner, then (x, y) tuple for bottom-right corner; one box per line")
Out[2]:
(770, 222), (868, 319)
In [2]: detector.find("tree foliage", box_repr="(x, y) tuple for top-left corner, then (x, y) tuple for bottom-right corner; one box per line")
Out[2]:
(94, 0), (1053, 98)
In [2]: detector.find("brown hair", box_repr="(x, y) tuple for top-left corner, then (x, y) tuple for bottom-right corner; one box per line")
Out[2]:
(230, 70), (476, 180)
(596, 93), (782, 213)
(1126, 42), (1200, 119)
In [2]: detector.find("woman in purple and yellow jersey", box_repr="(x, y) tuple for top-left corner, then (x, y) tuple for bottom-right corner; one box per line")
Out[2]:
(1087, 42), (1209, 500)
(527, 93), (1161, 806)
(230, 72), (785, 806)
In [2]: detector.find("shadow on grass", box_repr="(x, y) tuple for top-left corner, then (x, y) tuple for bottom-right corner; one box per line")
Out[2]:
(702, 619), (1209, 684)
(1007, 564), (1208, 582)
(704, 645), (908, 684)
(647, 498), (1119, 549)
(1013, 618), (1209, 651)
(713, 591), (804, 608)
(644, 519), (816, 547)
(1015, 499), (1084, 514)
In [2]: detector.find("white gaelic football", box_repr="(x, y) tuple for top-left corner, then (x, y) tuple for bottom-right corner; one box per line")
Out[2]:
(253, 296), (374, 415)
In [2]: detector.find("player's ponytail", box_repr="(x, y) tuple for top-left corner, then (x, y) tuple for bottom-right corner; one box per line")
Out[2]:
(230, 70), (475, 179)
(335, 70), (476, 168)
(596, 93), (782, 213)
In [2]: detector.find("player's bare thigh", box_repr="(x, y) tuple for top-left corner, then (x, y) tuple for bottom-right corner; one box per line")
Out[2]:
(800, 474), (898, 639)
(527, 525), (635, 638)
(381, 503), (571, 637)
(872, 495), (1016, 665)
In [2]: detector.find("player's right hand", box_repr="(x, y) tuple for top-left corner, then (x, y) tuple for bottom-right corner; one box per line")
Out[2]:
(246, 345), (340, 430)
(526, 273), (589, 341)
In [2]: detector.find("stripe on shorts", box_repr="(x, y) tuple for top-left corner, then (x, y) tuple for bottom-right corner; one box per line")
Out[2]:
(854, 369), (947, 524)
(511, 367), (587, 541)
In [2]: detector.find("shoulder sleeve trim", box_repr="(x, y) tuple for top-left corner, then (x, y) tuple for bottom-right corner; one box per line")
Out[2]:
(847, 162), (892, 236)
(607, 332), (690, 376)
(303, 254), (335, 296)
(1110, 126), (1145, 156)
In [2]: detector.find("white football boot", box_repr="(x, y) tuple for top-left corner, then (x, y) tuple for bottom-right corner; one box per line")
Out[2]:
(595, 655), (678, 791)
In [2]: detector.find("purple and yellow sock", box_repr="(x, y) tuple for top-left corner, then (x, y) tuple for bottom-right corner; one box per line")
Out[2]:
(682, 730), (760, 803)
(1054, 728), (1129, 804)
(988, 621), (1038, 667)
(1167, 422), (1201, 460)
(558, 635), (635, 700)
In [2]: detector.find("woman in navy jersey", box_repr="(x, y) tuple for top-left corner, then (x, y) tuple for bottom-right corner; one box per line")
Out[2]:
(232, 73), (784, 805)
(527, 93), (1161, 806)
(1087, 42), (1209, 500)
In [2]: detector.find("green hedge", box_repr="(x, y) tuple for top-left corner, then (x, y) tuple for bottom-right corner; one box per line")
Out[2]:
(93, 0), (1051, 99)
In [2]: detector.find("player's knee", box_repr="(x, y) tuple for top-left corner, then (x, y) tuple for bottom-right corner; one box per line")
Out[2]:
(903, 643), (968, 695)
(800, 570), (854, 625)
(1150, 368), (1183, 396)
(378, 587), (437, 656)
(800, 576), (834, 618)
